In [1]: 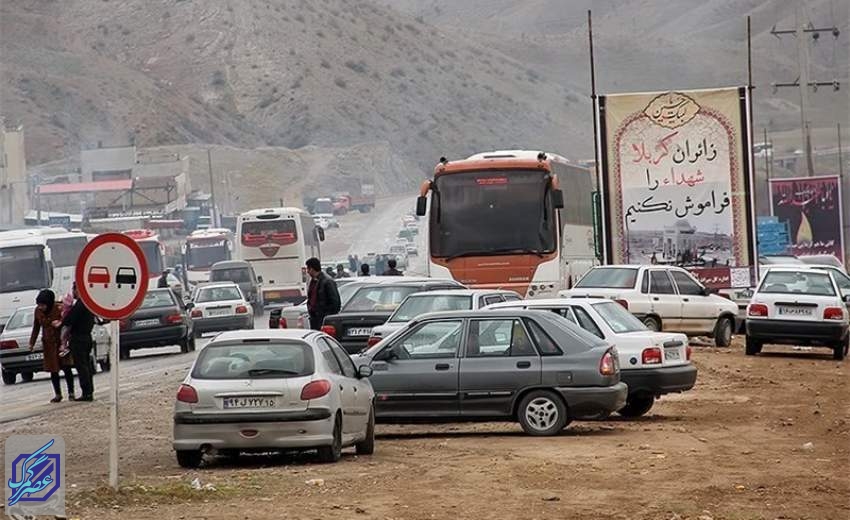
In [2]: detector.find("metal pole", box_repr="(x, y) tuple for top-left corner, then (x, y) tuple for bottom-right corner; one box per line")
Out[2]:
(588, 9), (605, 265)
(763, 127), (770, 179)
(795, 4), (814, 176)
(839, 122), (844, 178)
(207, 148), (218, 227)
(109, 319), (120, 490)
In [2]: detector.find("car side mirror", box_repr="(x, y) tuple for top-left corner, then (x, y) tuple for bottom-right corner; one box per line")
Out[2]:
(843, 294), (850, 304)
(357, 365), (373, 378)
(552, 189), (565, 209)
(373, 347), (397, 362)
(415, 196), (427, 216)
(184, 302), (194, 310)
(316, 226), (325, 241)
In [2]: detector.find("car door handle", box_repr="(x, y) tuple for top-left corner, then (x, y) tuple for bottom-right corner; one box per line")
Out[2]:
(653, 297), (660, 301)
(682, 298), (689, 302)
(516, 361), (531, 369)
(435, 363), (451, 371)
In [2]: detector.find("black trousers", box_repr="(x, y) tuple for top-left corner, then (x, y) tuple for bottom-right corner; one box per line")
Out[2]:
(70, 338), (94, 397)
(308, 313), (325, 331)
(50, 367), (74, 396)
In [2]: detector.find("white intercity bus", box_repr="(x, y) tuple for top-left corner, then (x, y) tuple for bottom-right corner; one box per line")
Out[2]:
(182, 228), (235, 285)
(0, 230), (54, 331)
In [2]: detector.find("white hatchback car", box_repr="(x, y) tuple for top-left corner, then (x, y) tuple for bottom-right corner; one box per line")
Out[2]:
(173, 330), (375, 467)
(189, 282), (254, 337)
(561, 265), (739, 347)
(488, 298), (696, 417)
(746, 267), (850, 360)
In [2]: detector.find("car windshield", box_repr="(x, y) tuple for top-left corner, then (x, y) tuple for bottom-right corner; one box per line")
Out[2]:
(759, 271), (836, 296)
(197, 286), (242, 303)
(389, 294), (472, 322)
(6, 307), (35, 330)
(343, 286), (422, 312)
(192, 342), (314, 379)
(141, 290), (176, 308)
(575, 268), (638, 289)
(210, 267), (252, 284)
(591, 301), (647, 333)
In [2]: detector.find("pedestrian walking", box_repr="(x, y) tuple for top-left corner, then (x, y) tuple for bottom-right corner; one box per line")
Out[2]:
(305, 257), (341, 330)
(62, 283), (96, 401)
(29, 289), (75, 403)
(384, 258), (403, 276)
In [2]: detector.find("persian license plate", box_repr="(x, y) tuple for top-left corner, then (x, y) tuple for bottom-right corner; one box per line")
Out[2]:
(347, 327), (373, 337)
(207, 308), (231, 317)
(664, 348), (681, 361)
(134, 318), (161, 328)
(222, 397), (277, 409)
(778, 306), (813, 317)
(26, 352), (44, 361)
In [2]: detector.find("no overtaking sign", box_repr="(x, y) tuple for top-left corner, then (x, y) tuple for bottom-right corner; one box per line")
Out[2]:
(74, 233), (149, 320)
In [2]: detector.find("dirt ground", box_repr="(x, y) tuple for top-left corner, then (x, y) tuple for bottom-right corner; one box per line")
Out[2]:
(2, 338), (848, 520)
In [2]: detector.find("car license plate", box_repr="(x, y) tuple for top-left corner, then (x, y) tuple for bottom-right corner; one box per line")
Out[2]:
(222, 397), (277, 409)
(347, 327), (372, 337)
(664, 348), (681, 361)
(134, 318), (161, 328)
(207, 308), (230, 317)
(26, 352), (43, 361)
(265, 292), (281, 300)
(778, 306), (813, 316)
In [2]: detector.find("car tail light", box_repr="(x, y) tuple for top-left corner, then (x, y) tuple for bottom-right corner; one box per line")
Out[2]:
(190, 309), (202, 318)
(367, 336), (381, 348)
(824, 307), (844, 320)
(321, 325), (337, 338)
(748, 303), (768, 317)
(614, 299), (629, 310)
(686, 346), (693, 360)
(0, 339), (18, 350)
(165, 314), (184, 324)
(278, 318), (287, 328)
(300, 379), (332, 400)
(176, 384), (198, 403)
(235, 305), (248, 314)
(642, 347), (662, 365)
(599, 348), (617, 375)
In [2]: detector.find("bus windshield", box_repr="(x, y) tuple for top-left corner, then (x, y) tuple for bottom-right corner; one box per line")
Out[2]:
(187, 240), (230, 269)
(0, 246), (49, 293)
(430, 170), (557, 259)
(139, 241), (163, 274)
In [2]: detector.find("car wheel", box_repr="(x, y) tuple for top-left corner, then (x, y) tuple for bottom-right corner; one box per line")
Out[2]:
(618, 395), (654, 418)
(193, 328), (202, 339)
(745, 336), (762, 356)
(356, 403), (375, 455)
(20, 371), (34, 383)
(317, 412), (343, 463)
(119, 346), (130, 361)
(1, 370), (15, 385)
(175, 449), (203, 469)
(713, 317), (734, 347)
(642, 316), (662, 332)
(517, 390), (569, 436)
(833, 337), (848, 361)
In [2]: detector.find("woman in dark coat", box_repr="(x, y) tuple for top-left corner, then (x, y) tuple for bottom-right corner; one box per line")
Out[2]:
(29, 289), (75, 402)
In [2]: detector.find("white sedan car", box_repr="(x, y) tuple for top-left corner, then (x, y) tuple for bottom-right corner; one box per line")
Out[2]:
(172, 330), (375, 467)
(189, 282), (254, 337)
(488, 298), (696, 417)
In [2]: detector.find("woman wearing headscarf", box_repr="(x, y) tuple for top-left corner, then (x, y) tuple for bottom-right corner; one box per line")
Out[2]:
(29, 289), (75, 403)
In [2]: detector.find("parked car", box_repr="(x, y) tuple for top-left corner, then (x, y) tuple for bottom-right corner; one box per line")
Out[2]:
(276, 277), (395, 329)
(368, 289), (522, 347)
(120, 289), (194, 360)
(561, 265), (738, 347)
(356, 309), (627, 435)
(488, 298), (696, 417)
(1, 305), (112, 385)
(189, 282), (254, 337)
(746, 267), (849, 360)
(172, 329), (375, 467)
(322, 279), (465, 353)
(209, 261), (264, 314)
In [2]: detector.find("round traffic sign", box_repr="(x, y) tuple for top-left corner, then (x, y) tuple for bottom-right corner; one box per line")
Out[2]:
(74, 233), (150, 320)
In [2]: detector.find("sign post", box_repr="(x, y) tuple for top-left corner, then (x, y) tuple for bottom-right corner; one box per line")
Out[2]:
(74, 233), (148, 490)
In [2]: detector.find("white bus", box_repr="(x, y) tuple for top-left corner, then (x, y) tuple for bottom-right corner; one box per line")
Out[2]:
(182, 228), (235, 285)
(0, 231), (53, 330)
(38, 228), (90, 297)
(235, 207), (323, 305)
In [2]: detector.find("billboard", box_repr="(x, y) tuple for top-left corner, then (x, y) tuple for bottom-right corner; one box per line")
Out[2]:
(596, 87), (757, 286)
(769, 175), (844, 262)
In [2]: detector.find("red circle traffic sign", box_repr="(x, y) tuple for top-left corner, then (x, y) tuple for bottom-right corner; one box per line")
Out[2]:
(75, 233), (150, 320)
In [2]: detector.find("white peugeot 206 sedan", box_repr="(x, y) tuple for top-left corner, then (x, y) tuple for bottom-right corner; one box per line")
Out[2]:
(172, 330), (375, 468)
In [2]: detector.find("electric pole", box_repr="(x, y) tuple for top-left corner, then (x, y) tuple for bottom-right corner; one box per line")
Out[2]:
(207, 148), (219, 227)
(770, 4), (841, 177)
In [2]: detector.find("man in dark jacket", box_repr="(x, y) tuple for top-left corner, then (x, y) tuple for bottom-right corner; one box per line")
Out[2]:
(61, 283), (96, 401)
(384, 258), (403, 276)
(305, 257), (341, 330)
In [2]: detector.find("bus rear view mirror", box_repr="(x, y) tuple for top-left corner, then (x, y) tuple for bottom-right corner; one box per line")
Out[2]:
(416, 196), (427, 216)
(316, 226), (325, 242)
(552, 189), (565, 209)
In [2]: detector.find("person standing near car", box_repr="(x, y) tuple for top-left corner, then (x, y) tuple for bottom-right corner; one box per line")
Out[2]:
(157, 269), (170, 289)
(61, 283), (96, 401)
(384, 258), (403, 276)
(305, 257), (341, 330)
(29, 289), (75, 403)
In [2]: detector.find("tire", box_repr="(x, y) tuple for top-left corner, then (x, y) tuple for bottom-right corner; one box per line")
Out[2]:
(175, 449), (203, 469)
(20, 371), (34, 383)
(356, 404), (375, 455)
(516, 390), (569, 436)
(642, 316), (662, 332)
(119, 346), (130, 361)
(193, 328), (202, 339)
(317, 413), (343, 463)
(833, 337), (848, 361)
(617, 395), (655, 418)
(745, 336), (762, 356)
(713, 317), (734, 347)
(1, 370), (15, 385)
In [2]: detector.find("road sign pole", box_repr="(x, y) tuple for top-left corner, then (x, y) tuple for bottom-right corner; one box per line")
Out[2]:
(109, 318), (120, 490)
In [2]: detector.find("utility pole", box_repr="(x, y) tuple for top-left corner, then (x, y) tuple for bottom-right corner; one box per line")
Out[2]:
(770, 4), (840, 177)
(838, 122), (844, 178)
(206, 148), (218, 228)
